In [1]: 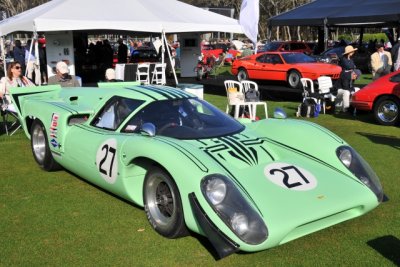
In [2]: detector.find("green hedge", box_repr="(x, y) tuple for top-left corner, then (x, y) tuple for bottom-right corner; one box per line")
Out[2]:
(337, 33), (388, 43)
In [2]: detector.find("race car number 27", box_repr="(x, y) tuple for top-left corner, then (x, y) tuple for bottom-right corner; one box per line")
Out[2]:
(264, 163), (317, 191)
(96, 139), (118, 184)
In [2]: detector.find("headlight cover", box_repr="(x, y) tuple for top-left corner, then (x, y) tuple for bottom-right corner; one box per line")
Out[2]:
(336, 146), (383, 202)
(201, 174), (268, 245)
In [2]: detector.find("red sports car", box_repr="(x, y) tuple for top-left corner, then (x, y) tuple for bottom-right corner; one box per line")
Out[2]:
(202, 44), (240, 63)
(351, 71), (400, 126)
(231, 52), (341, 88)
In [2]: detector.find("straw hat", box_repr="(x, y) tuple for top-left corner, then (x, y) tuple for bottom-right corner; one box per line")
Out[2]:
(343, 45), (358, 55)
(56, 61), (69, 74)
(105, 68), (116, 80)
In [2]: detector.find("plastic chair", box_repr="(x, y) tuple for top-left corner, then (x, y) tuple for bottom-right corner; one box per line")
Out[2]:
(151, 63), (166, 85)
(317, 76), (335, 114)
(300, 78), (319, 102)
(224, 80), (253, 119)
(136, 63), (150, 85)
(241, 80), (268, 119)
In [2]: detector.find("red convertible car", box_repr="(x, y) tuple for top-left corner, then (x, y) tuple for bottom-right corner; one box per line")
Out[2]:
(231, 52), (341, 88)
(351, 71), (400, 126)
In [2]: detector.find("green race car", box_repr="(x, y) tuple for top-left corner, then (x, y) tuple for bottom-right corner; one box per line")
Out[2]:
(11, 84), (383, 258)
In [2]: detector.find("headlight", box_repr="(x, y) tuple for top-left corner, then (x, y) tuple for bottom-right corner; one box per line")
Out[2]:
(201, 174), (268, 245)
(204, 177), (226, 205)
(336, 146), (383, 202)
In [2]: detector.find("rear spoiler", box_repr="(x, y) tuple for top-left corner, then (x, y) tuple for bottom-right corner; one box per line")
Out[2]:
(10, 85), (62, 132)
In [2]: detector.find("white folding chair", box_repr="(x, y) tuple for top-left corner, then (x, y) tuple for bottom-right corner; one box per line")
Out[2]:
(300, 78), (319, 103)
(224, 80), (253, 119)
(241, 80), (268, 119)
(151, 63), (166, 85)
(1, 95), (21, 136)
(136, 63), (150, 85)
(317, 76), (335, 114)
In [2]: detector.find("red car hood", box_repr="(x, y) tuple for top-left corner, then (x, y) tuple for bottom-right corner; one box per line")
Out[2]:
(290, 62), (342, 73)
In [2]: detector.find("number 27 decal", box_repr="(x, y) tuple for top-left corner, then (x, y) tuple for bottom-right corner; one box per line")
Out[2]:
(264, 163), (317, 191)
(96, 139), (118, 184)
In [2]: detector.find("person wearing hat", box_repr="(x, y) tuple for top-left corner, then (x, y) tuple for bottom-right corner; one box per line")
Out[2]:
(371, 43), (392, 80)
(48, 61), (81, 87)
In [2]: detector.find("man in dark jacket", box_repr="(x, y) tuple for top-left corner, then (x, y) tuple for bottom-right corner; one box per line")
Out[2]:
(117, 39), (128, 64)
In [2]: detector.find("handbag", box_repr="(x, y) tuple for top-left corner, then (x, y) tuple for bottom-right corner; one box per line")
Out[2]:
(245, 88), (260, 102)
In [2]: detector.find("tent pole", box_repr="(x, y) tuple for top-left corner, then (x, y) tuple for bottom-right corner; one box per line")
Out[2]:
(163, 30), (178, 85)
(324, 18), (328, 51)
(1, 36), (6, 78)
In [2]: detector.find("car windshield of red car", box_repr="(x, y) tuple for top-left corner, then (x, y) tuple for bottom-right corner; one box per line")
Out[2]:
(282, 53), (316, 64)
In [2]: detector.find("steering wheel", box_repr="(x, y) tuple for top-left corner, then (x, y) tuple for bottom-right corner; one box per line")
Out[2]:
(157, 122), (178, 134)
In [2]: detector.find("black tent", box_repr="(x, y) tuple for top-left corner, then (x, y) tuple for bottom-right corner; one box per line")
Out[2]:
(269, 0), (400, 27)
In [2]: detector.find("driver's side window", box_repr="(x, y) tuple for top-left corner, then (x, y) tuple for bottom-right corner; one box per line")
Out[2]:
(92, 96), (144, 131)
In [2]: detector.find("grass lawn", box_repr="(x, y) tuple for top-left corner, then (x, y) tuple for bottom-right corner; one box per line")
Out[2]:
(1, 91), (399, 266)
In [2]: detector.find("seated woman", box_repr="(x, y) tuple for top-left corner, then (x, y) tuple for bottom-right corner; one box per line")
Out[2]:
(0, 61), (35, 112)
(334, 70), (359, 113)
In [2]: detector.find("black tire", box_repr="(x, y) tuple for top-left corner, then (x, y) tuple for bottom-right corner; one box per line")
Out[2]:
(143, 167), (188, 238)
(373, 96), (400, 126)
(287, 70), (302, 89)
(237, 68), (249, 81)
(31, 119), (61, 171)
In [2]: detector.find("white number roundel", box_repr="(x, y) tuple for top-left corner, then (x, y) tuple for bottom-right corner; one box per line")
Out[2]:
(264, 162), (317, 191)
(96, 139), (118, 184)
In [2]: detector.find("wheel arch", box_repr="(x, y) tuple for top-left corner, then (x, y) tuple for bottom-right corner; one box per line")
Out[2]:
(372, 93), (400, 110)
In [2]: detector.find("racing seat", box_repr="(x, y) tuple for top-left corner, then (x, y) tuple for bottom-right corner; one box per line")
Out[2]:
(136, 63), (150, 85)
(241, 80), (268, 119)
(224, 80), (253, 119)
(1, 94), (21, 136)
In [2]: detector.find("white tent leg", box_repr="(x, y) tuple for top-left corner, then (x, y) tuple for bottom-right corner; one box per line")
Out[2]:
(162, 30), (178, 85)
(1, 37), (6, 78)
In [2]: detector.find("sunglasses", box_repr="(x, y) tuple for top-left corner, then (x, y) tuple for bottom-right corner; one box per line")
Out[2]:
(14, 66), (21, 70)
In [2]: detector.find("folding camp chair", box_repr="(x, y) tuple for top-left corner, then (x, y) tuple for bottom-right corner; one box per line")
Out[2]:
(1, 95), (21, 136)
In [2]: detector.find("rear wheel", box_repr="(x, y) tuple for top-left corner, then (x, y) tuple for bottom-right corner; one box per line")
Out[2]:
(143, 167), (188, 238)
(287, 70), (302, 89)
(237, 68), (249, 81)
(373, 96), (399, 126)
(31, 119), (61, 171)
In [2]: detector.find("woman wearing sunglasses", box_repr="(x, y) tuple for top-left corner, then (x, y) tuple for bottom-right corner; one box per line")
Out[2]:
(0, 61), (35, 112)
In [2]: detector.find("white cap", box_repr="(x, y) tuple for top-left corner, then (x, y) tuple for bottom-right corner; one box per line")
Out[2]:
(56, 61), (69, 74)
(105, 68), (116, 80)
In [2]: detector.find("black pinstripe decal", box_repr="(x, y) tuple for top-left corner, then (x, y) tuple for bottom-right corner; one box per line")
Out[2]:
(125, 87), (159, 100)
(146, 85), (190, 98)
(138, 86), (174, 99)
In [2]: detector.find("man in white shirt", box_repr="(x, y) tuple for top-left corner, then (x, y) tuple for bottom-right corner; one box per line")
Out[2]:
(370, 43), (392, 80)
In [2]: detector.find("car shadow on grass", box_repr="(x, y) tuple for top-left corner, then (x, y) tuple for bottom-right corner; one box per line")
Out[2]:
(367, 235), (400, 266)
(356, 132), (400, 150)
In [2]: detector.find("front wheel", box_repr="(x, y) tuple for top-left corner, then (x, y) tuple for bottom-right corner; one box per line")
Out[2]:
(373, 96), (399, 126)
(143, 167), (188, 238)
(237, 68), (249, 81)
(31, 119), (61, 171)
(287, 70), (302, 89)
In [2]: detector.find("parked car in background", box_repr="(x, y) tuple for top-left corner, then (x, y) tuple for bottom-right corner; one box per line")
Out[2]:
(258, 41), (313, 55)
(130, 47), (159, 63)
(313, 45), (371, 73)
(232, 52), (341, 89)
(202, 43), (240, 63)
(351, 70), (400, 126)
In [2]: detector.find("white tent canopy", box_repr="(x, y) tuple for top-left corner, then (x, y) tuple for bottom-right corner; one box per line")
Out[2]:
(0, 0), (243, 35)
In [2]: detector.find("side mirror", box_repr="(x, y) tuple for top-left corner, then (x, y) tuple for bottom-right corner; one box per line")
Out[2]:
(273, 108), (287, 119)
(140, 122), (156, 137)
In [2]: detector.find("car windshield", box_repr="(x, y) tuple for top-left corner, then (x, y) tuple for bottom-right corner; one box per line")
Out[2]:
(282, 53), (316, 63)
(321, 47), (344, 56)
(122, 98), (244, 139)
(263, 42), (281, 51)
